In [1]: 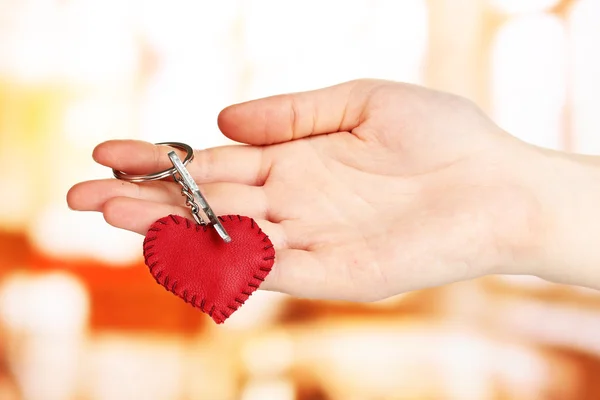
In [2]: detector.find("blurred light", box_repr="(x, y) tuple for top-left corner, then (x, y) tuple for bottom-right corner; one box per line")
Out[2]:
(0, 271), (89, 334)
(0, 1), (62, 82)
(0, 0), (137, 85)
(60, 0), (137, 85)
(0, 272), (89, 400)
(242, 0), (427, 98)
(28, 203), (143, 265)
(569, 0), (600, 154)
(223, 291), (288, 329)
(489, 0), (561, 14)
(240, 379), (295, 400)
(493, 298), (600, 355)
(491, 14), (566, 149)
(185, 344), (237, 400)
(84, 334), (186, 400)
(492, 343), (548, 398)
(63, 96), (136, 146)
(313, 327), (441, 394)
(438, 332), (493, 399)
(241, 332), (295, 377)
(0, 149), (32, 229)
(361, 0), (428, 82)
(0, 382), (20, 400)
(135, 0), (239, 148)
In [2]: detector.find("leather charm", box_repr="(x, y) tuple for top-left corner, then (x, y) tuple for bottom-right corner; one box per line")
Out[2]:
(143, 214), (275, 324)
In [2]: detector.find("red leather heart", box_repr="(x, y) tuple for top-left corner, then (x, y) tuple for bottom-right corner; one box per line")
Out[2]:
(143, 214), (275, 324)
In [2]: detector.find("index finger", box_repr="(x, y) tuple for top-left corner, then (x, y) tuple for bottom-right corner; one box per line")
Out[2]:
(92, 140), (271, 186)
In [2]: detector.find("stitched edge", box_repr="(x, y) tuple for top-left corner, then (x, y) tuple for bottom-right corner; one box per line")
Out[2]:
(142, 214), (276, 324)
(216, 214), (276, 321)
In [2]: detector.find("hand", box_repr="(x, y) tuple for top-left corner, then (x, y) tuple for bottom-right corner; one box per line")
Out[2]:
(66, 79), (588, 301)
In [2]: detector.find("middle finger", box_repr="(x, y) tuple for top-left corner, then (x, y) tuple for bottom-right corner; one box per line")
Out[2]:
(67, 179), (269, 219)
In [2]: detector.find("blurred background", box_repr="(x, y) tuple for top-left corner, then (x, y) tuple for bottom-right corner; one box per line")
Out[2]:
(1, 0), (600, 399)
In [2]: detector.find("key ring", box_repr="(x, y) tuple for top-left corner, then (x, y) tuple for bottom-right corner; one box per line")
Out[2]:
(112, 142), (231, 243)
(112, 142), (194, 182)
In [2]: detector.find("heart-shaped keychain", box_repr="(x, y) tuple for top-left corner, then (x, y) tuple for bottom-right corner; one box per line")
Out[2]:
(113, 142), (275, 324)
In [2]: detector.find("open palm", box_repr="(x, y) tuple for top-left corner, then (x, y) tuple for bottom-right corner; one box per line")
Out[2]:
(67, 79), (540, 301)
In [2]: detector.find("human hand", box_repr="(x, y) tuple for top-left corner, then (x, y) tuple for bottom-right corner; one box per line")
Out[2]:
(67, 79), (590, 301)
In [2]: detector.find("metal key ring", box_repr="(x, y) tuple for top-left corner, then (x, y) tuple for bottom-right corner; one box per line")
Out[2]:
(112, 142), (194, 182)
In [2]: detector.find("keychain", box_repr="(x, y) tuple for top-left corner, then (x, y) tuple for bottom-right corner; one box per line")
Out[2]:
(113, 142), (276, 324)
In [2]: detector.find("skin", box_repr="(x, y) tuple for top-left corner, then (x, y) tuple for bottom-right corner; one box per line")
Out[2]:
(67, 79), (600, 301)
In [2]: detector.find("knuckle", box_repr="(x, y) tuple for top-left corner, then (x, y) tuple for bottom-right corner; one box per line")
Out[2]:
(192, 149), (215, 181)
(288, 95), (301, 141)
(101, 198), (121, 225)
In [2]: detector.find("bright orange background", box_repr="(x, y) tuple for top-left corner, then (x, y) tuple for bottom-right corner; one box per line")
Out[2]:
(1, 1), (600, 399)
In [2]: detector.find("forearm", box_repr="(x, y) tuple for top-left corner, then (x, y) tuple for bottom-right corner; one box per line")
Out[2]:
(520, 146), (600, 289)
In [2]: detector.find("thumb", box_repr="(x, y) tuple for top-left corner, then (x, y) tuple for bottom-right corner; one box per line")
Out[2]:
(217, 79), (380, 145)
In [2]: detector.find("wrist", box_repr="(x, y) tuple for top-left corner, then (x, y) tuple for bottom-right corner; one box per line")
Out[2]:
(512, 146), (600, 288)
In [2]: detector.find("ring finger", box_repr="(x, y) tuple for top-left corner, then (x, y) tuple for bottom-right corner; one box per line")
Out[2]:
(102, 197), (287, 250)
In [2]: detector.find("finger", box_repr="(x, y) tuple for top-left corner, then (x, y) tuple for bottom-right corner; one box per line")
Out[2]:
(93, 140), (270, 186)
(68, 179), (269, 218)
(67, 179), (169, 210)
(217, 79), (383, 145)
(102, 197), (286, 249)
(260, 249), (328, 298)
